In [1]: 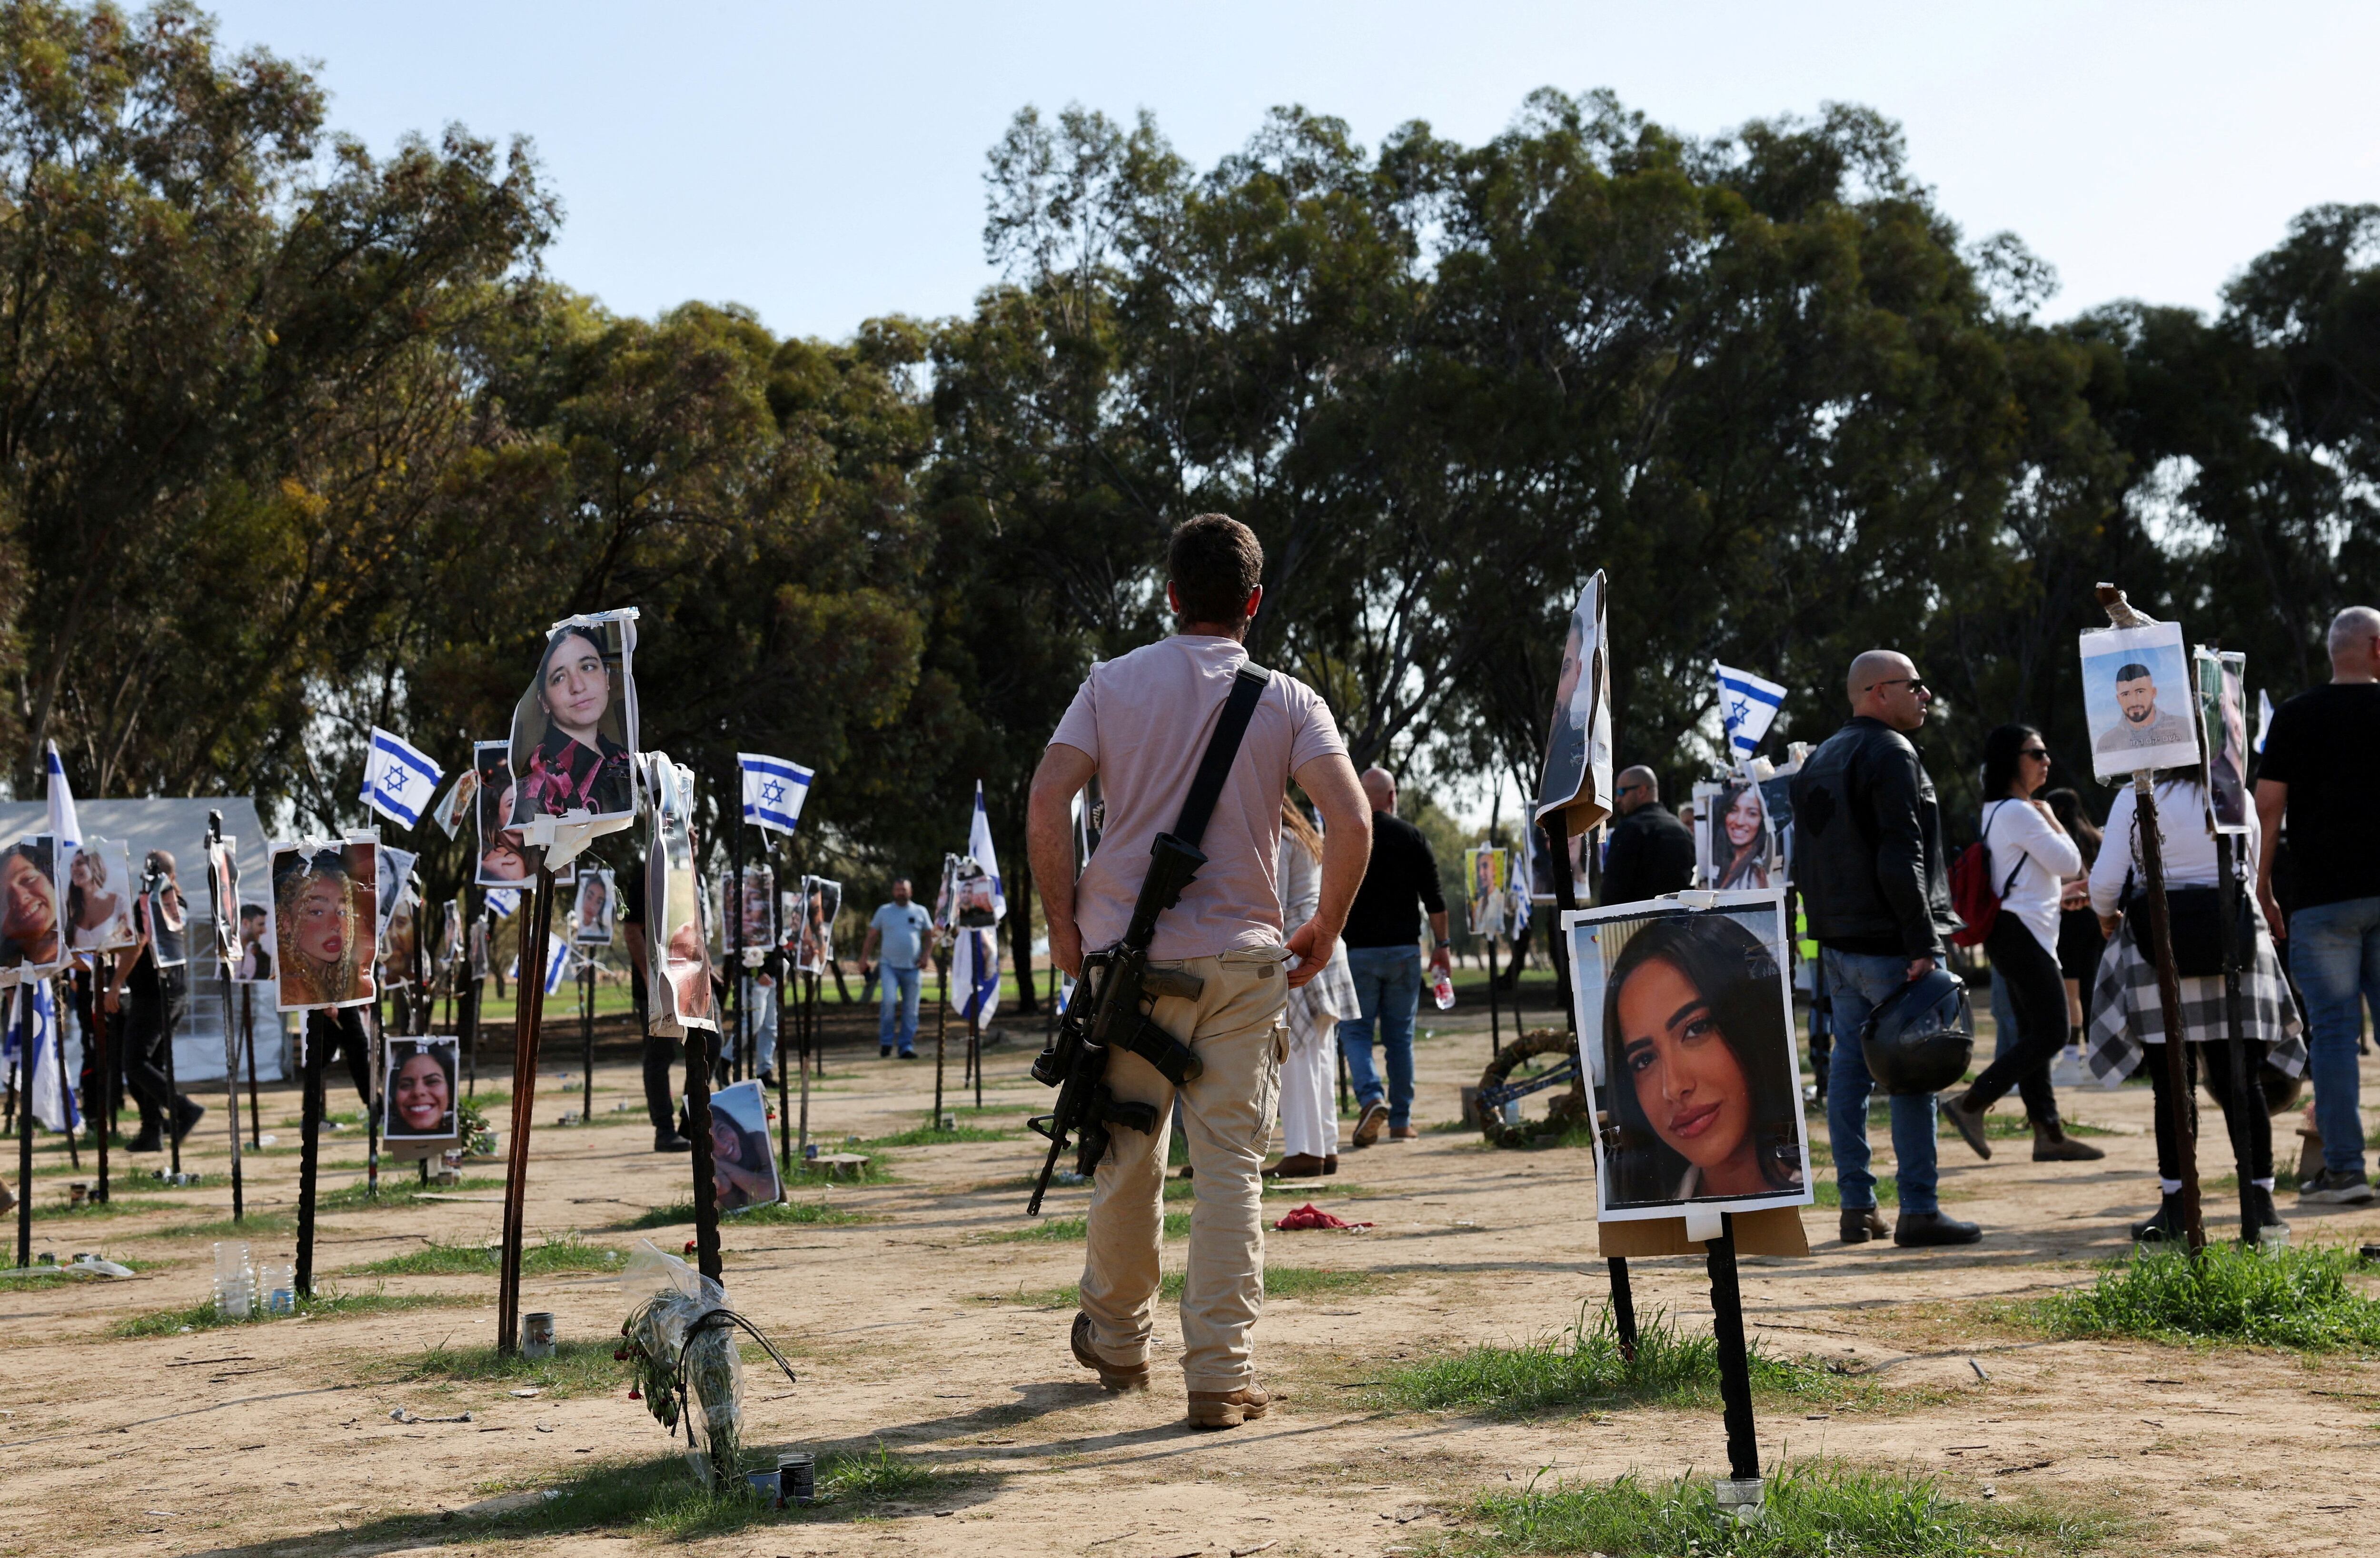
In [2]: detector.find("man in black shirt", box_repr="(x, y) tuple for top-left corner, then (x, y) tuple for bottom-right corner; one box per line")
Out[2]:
(1336, 768), (1449, 1146)
(1600, 766), (1695, 905)
(2256, 604), (2380, 1206)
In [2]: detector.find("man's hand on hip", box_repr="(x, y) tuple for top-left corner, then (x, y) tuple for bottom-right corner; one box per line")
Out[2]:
(1284, 918), (1336, 988)
(1905, 955), (1935, 983)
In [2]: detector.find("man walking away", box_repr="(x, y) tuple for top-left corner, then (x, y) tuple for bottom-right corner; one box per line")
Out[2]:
(862, 880), (932, 1059)
(2256, 605), (2380, 1206)
(1030, 512), (1369, 1430)
(618, 856), (691, 1151)
(1600, 765), (1696, 905)
(1790, 651), (1980, 1247)
(1336, 767), (1451, 1147)
(104, 850), (204, 1151)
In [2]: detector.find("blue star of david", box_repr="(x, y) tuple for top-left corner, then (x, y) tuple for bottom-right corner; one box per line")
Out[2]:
(759, 779), (788, 806)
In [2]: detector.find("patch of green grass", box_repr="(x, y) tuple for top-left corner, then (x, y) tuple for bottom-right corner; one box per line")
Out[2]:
(158, 1211), (296, 1239)
(345, 1234), (627, 1278)
(1452, 1459), (2135, 1556)
(32, 1195), (172, 1219)
(863, 1122), (1019, 1148)
(979, 1211), (1192, 1243)
(1808, 1178), (1899, 1209)
(1936, 1112), (2117, 1141)
(616, 1198), (869, 1231)
(2205, 1167), (2302, 1193)
(1365, 1305), (1843, 1418)
(785, 1153), (894, 1185)
(375, 1338), (623, 1399)
(112, 1288), (468, 1338)
(2019, 1241), (2380, 1351)
(319, 1175), (507, 1210)
(983, 1264), (1380, 1308)
(452, 1443), (947, 1538)
(0, 1256), (165, 1291)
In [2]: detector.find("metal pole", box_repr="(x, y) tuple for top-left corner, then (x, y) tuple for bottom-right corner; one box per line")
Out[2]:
(2132, 774), (2205, 1253)
(242, 985), (260, 1150)
(161, 958), (184, 1178)
(2216, 833), (2259, 1243)
(796, 967), (812, 1161)
(1488, 934), (1502, 1057)
(730, 817), (747, 1082)
(295, 1012), (327, 1299)
(209, 809), (243, 1223)
(581, 954), (594, 1124)
(496, 865), (557, 1353)
(91, 986), (110, 1202)
(52, 978), (78, 1171)
(365, 997), (382, 1202)
(775, 868), (791, 1171)
(684, 1020), (724, 1283)
(14, 999), (32, 1269)
(1705, 1213), (1762, 1482)
(932, 950), (948, 1123)
(971, 1008), (983, 1112)
(1546, 818), (1636, 1358)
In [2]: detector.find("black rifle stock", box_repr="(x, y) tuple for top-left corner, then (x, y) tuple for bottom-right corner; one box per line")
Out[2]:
(1025, 832), (1210, 1215)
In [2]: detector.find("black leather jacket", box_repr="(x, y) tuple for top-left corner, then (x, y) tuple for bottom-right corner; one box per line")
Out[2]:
(1789, 716), (1958, 959)
(1600, 802), (1696, 906)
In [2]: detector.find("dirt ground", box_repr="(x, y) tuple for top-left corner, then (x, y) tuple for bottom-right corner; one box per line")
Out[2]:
(6, 994), (2379, 1558)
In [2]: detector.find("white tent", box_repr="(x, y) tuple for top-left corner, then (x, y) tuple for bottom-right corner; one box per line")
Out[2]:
(0, 796), (294, 1083)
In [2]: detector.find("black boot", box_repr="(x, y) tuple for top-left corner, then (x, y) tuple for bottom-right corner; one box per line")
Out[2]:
(1839, 1207), (1888, 1243)
(170, 1097), (206, 1145)
(2130, 1192), (2185, 1242)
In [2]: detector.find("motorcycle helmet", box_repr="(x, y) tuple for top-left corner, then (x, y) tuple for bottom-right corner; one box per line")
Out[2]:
(1860, 966), (1975, 1096)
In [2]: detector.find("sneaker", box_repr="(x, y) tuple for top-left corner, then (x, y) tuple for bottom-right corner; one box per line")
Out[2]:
(1351, 1102), (1389, 1148)
(1940, 1093), (1991, 1160)
(1186, 1381), (1270, 1430)
(1070, 1312), (1149, 1392)
(1892, 1211), (1983, 1247)
(2298, 1169), (2377, 1205)
(1839, 1207), (1888, 1244)
(880, 1046), (892, 1058)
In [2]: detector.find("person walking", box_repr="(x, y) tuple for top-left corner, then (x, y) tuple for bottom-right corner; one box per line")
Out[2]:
(1942, 725), (2104, 1163)
(1270, 799), (1360, 1177)
(861, 880), (931, 1059)
(2255, 604), (2380, 1205)
(1790, 651), (1979, 1247)
(1599, 765), (1696, 905)
(1028, 512), (1369, 1431)
(617, 856), (692, 1152)
(1335, 767), (1450, 1147)
(2042, 788), (2106, 1042)
(103, 850), (204, 1151)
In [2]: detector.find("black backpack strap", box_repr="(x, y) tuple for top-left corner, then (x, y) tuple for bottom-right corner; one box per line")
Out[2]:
(1170, 662), (1271, 848)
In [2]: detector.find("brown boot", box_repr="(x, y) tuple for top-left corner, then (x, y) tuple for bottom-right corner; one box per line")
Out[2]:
(1351, 1103), (1389, 1147)
(1187, 1381), (1270, 1430)
(1070, 1312), (1149, 1392)
(1941, 1092), (1992, 1159)
(2031, 1119), (2105, 1161)
(1321, 1154), (1339, 1175)
(1264, 1153), (1327, 1179)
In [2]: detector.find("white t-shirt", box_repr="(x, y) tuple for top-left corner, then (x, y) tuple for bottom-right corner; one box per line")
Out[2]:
(1981, 798), (2082, 956)
(1051, 635), (1347, 961)
(2088, 779), (2255, 919)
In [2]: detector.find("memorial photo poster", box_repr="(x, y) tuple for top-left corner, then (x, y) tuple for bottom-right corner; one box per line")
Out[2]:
(1709, 778), (1776, 892)
(1466, 846), (1509, 939)
(1690, 781), (1722, 888)
(574, 869), (616, 945)
(380, 897), (419, 987)
(268, 838), (379, 1012)
(0, 834), (65, 981)
(376, 844), (418, 961)
(2194, 646), (2250, 835)
(1535, 570), (1615, 836)
(140, 858), (189, 970)
(431, 766), (479, 840)
(207, 835), (242, 966)
(474, 740), (541, 886)
(645, 756), (714, 1034)
(383, 1034), (461, 1142)
(234, 902), (273, 983)
(795, 875), (841, 974)
(708, 1079), (783, 1214)
(66, 836), (136, 954)
(509, 609), (640, 829)
(1565, 891), (1811, 1223)
(2081, 621), (2200, 784)
(713, 863), (774, 960)
(939, 854), (997, 929)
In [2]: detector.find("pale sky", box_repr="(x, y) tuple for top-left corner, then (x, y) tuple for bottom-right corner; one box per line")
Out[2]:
(203, 1), (2380, 343)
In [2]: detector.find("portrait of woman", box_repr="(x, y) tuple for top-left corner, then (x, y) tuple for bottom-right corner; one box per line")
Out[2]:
(513, 619), (636, 822)
(1590, 906), (1806, 1212)
(797, 876), (840, 973)
(0, 836), (63, 975)
(271, 842), (379, 1011)
(647, 804), (715, 1030)
(575, 869), (615, 945)
(68, 837), (135, 952)
(384, 1037), (459, 1140)
(1713, 781), (1773, 891)
(707, 1080), (781, 1213)
(474, 742), (541, 886)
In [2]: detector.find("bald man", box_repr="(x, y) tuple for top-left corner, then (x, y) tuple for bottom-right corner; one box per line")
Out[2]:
(1790, 650), (1977, 1248)
(1600, 765), (1695, 905)
(2255, 604), (2380, 1206)
(1335, 766), (1450, 1146)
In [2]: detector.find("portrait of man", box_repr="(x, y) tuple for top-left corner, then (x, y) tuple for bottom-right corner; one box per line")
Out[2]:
(235, 903), (274, 983)
(2094, 662), (2192, 758)
(2081, 621), (2202, 784)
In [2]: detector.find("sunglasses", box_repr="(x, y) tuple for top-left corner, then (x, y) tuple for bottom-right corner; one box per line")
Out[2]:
(1870, 676), (1930, 697)
(2019, 747), (2050, 761)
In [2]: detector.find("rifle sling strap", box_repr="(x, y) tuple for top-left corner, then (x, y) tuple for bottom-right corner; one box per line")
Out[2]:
(1170, 662), (1272, 848)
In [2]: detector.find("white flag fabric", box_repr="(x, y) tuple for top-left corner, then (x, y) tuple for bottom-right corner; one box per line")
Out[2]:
(968, 781), (1007, 923)
(361, 727), (445, 829)
(2254, 688), (2273, 754)
(953, 925), (1001, 1025)
(1716, 664), (1789, 763)
(43, 739), (80, 850)
(485, 887), (521, 919)
(544, 934), (572, 995)
(7, 981), (78, 1133)
(739, 752), (813, 835)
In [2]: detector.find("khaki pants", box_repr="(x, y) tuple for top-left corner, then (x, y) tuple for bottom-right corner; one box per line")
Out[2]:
(1079, 948), (1289, 1391)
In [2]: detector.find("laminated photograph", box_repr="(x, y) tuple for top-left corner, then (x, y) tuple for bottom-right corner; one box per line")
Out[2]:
(383, 1034), (462, 1142)
(234, 903), (273, 983)
(1565, 891), (1812, 1223)
(708, 1079), (783, 1214)
(2193, 645), (2250, 835)
(574, 869), (616, 945)
(1466, 846), (1508, 940)
(1689, 781), (1723, 888)
(1708, 777), (1776, 891)
(0, 834), (66, 981)
(376, 844), (418, 962)
(66, 836), (136, 954)
(207, 835), (242, 967)
(644, 754), (714, 1034)
(1534, 571), (1615, 837)
(430, 766), (480, 841)
(796, 875), (841, 974)
(2081, 620), (2200, 784)
(474, 740), (542, 886)
(509, 609), (640, 833)
(268, 838), (380, 1012)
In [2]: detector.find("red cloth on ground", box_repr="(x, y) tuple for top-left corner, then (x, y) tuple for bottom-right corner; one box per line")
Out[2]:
(1272, 1202), (1372, 1231)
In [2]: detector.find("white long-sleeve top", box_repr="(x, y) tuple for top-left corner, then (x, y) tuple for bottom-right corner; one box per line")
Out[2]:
(1979, 797), (2082, 955)
(2087, 778), (2252, 918)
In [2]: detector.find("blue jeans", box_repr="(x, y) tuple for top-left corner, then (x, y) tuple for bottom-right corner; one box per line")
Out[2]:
(1821, 947), (1940, 1216)
(744, 978), (779, 1074)
(1338, 945), (1421, 1128)
(877, 964), (921, 1053)
(2290, 896), (2380, 1177)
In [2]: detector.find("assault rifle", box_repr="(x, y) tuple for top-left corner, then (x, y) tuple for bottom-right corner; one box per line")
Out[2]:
(1024, 662), (1272, 1216)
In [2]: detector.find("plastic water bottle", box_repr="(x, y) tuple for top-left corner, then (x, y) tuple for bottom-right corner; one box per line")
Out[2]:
(1432, 968), (1456, 1011)
(212, 1240), (255, 1320)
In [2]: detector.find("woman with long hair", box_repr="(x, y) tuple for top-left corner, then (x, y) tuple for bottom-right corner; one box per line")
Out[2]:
(519, 625), (634, 818)
(710, 1102), (778, 1211)
(275, 847), (367, 1007)
(1712, 783), (1771, 890)
(1600, 911), (1803, 1205)
(1943, 726), (2103, 1163)
(387, 1039), (457, 1138)
(1269, 799), (1359, 1177)
(67, 844), (129, 950)
(2042, 787), (2105, 1039)
(0, 840), (62, 971)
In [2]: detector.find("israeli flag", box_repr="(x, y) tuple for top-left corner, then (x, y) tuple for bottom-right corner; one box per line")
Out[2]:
(6, 981), (78, 1134)
(953, 926), (1001, 1025)
(43, 739), (80, 850)
(968, 781), (1007, 923)
(1716, 664), (1788, 762)
(361, 727), (445, 829)
(2254, 689), (2273, 754)
(739, 752), (813, 835)
(544, 935), (572, 995)
(485, 887), (521, 919)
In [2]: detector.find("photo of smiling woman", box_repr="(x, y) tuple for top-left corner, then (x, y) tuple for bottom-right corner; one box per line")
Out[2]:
(383, 1036), (459, 1141)
(706, 1079), (782, 1213)
(0, 835), (65, 977)
(1571, 896), (1810, 1217)
(1712, 781), (1774, 891)
(510, 614), (639, 824)
(269, 841), (380, 1011)
(68, 837), (136, 953)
